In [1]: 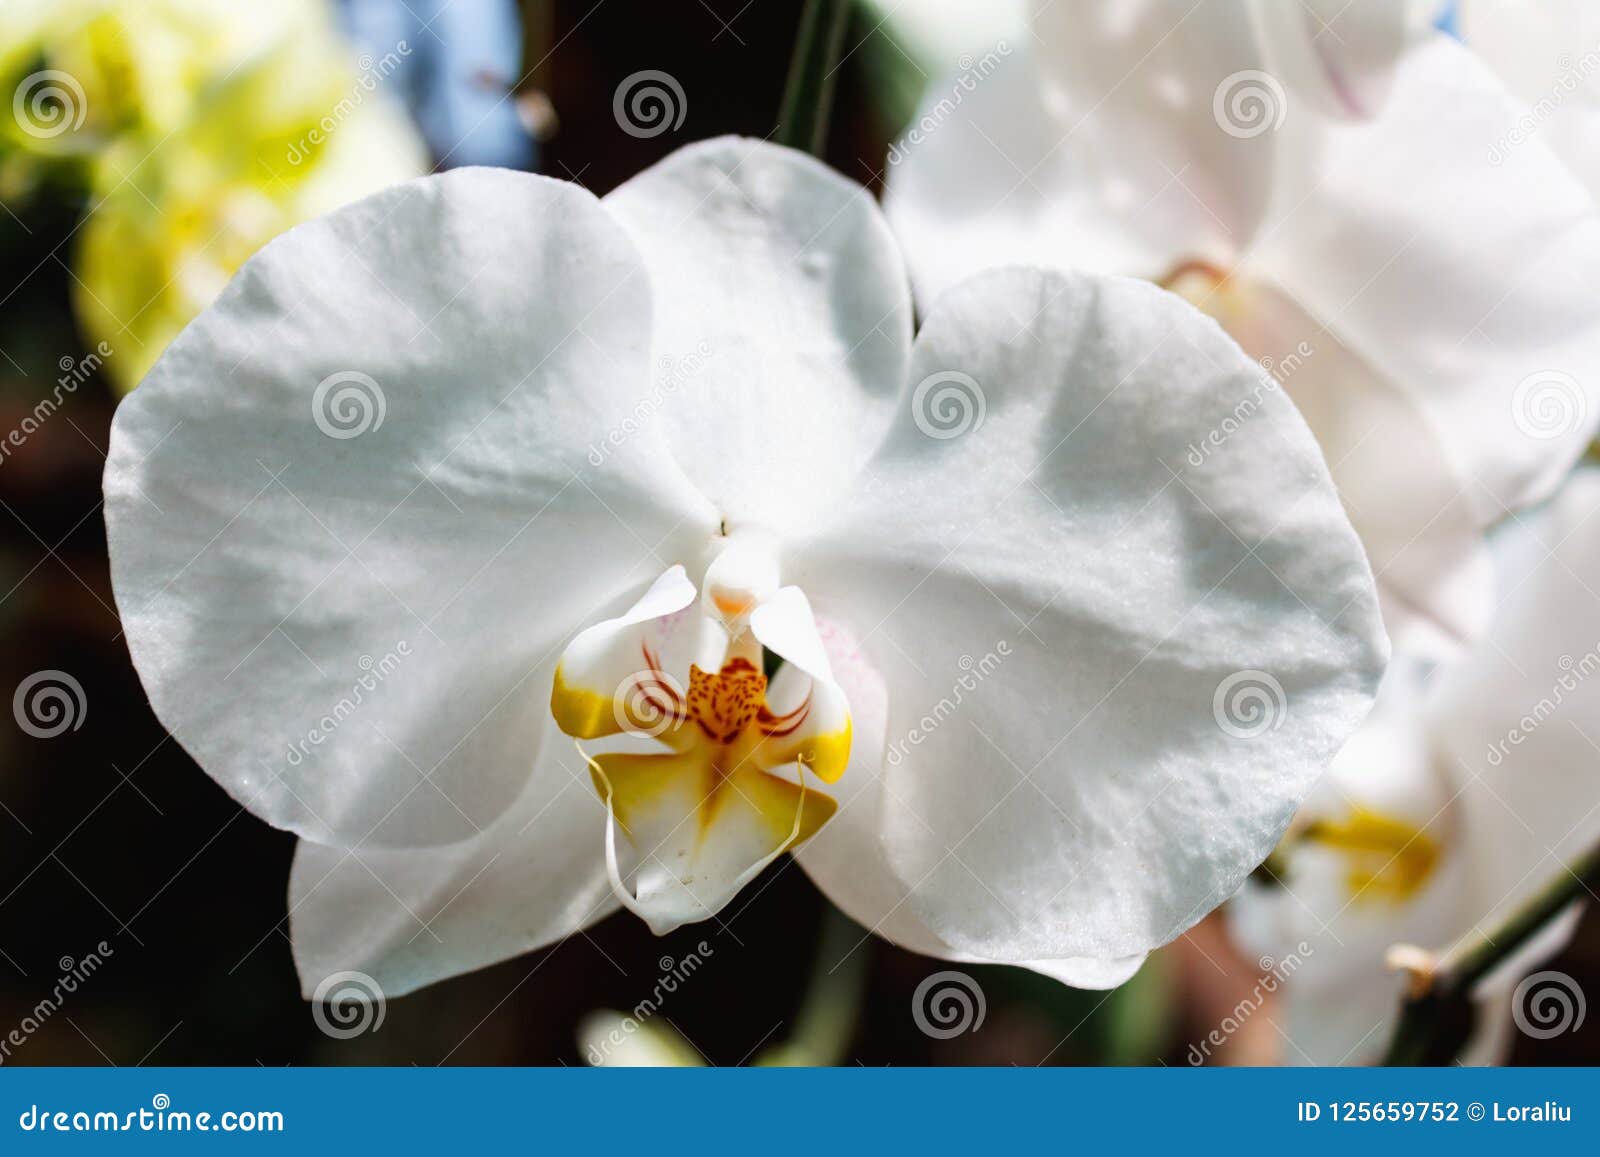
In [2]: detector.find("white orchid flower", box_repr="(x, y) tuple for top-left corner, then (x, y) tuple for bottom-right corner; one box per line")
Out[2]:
(885, 0), (1600, 655)
(104, 137), (1385, 998)
(1231, 469), (1600, 1064)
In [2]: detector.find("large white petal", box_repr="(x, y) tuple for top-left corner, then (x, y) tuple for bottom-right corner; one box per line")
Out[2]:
(105, 168), (716, 849)
(601, 137), (913, 530)
(289, 702), (616, 999)
(790, 267), (1386, 963)
(1252, 35), (1600, 525)
(790, 608), (1143, 988)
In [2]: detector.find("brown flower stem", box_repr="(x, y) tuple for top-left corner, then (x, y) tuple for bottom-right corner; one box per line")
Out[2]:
(1380, 837), (1600, 1065)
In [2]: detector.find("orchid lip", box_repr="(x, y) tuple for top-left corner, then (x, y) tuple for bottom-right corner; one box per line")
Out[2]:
(1278, 805), (1444, 906)
(549, 560), (852, 934)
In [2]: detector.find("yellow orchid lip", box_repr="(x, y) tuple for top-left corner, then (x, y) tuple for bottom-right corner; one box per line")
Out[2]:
(549, 664), (617, 739)
(1299, 806), (1443, 906)
(547, 563), (855, 932)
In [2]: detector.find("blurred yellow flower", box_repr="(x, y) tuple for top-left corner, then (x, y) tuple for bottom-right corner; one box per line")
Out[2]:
(578, 1011), (704, 1068)
(37, 0), (429, 391)
(0, 0), (319, 198)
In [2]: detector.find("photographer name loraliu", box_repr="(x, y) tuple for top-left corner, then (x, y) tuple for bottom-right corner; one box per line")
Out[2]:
(1297, 1101), (1572, 1123)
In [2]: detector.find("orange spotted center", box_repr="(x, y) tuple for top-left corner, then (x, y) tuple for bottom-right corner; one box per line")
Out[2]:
(611, 645), (816, 758)
(686, 658), (768, 743)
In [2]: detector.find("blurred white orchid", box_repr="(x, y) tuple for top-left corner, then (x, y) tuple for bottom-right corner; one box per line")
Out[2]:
(104, 138), (1385, 998)
(885, 0), (1600, 656)
(1458, 0), (1600, 197)
(1231, 469), (1600, 1064)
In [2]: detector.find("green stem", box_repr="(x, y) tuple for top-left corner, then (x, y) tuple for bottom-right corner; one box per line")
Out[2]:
(775, 0), (852, 158)
(1381, 838), (1600, 1065)
(754, 903), (868, 1066)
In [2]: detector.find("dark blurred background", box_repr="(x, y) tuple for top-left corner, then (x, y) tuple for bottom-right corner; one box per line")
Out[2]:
(0, 0), (1594, 1066)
